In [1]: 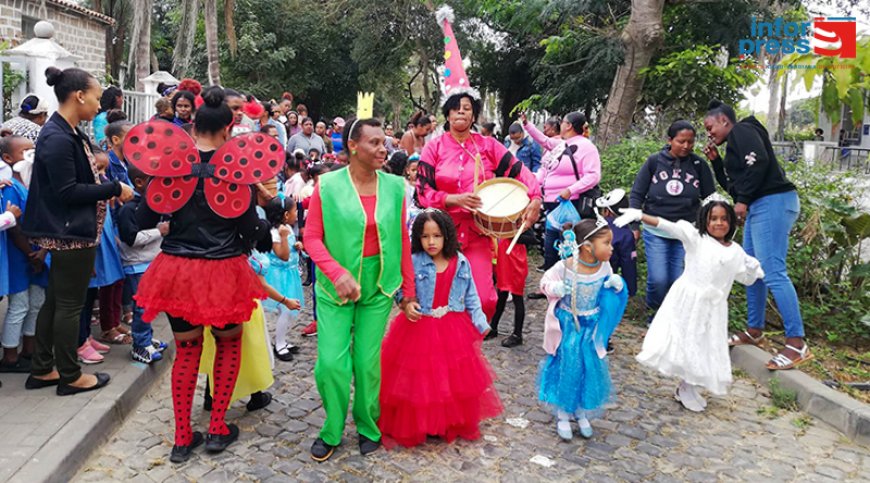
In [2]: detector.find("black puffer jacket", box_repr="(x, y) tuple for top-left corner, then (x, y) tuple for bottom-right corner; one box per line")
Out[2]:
(22, 113), (121, 242)
(135, 150), (270, 259)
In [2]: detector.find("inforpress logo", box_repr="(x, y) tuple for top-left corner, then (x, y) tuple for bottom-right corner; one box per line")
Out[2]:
(812, 17), (856, 58)
(738, 16), (857, 59)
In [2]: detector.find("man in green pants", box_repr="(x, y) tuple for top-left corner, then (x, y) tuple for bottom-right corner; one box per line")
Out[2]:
(303, 118), (414, 462)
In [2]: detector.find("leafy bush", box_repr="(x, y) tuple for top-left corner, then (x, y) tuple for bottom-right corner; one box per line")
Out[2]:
(597, 137), (870, 346)
(598, 136), (664, 193)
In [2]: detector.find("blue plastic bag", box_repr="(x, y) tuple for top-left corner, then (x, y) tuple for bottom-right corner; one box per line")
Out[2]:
(546, 199), (581, 231)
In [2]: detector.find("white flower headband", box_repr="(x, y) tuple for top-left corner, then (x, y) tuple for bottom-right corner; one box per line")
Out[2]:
(702, 192), (731, 206)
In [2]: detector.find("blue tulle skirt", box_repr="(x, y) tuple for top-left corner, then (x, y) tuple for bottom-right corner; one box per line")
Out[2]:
(89, 210), (124, 288)
(539, 308), (613, 414)
(263, 252), (304, 313)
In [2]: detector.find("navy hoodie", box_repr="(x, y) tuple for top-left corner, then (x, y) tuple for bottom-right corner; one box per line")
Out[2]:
(629, 146), (716, 222)
(710, 116), (795, 205)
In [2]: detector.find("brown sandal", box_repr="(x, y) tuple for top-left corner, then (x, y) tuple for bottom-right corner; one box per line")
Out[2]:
(100, 328), (132, 345)
(728, 330), (765, 347)
(767, 344), (814, 371)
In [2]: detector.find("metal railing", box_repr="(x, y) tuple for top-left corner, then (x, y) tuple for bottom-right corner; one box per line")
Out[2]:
(122, 90), (160, 124)
(820, 146), (870, 174)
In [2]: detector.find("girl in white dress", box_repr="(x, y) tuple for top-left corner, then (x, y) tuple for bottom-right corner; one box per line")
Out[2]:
(615, 194), (764, 412)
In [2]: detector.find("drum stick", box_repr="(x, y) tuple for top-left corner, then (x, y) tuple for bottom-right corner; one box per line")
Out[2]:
(506, 220), (528, 255)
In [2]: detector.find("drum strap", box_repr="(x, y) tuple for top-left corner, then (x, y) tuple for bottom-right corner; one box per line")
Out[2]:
(494, 151), (520, 178)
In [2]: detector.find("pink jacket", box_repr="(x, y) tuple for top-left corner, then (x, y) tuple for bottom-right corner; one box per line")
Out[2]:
(416, 132), (541, 223)
(524, 121), (601, 202)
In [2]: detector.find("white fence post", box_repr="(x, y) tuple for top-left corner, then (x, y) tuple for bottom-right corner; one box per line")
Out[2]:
(123, 90), (160, 124)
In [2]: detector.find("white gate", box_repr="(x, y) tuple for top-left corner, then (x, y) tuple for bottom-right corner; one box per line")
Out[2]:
(122, 90), (160, 124)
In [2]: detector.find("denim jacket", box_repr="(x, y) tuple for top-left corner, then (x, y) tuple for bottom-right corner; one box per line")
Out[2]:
(411, 251), (489, 334)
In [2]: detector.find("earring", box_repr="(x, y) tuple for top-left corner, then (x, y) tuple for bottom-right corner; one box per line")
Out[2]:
(352, 150), (357, 155)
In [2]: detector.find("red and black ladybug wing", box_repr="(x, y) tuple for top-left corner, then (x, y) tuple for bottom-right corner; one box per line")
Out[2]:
(209, 132), (284, 184)
(145, 176), (198, 215)
(123, 121), (198, 177)
(204, 178), (253, 219)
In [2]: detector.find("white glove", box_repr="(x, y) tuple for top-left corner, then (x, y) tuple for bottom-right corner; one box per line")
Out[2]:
(603, 275), (624, 293)
(614, 208), (642, 228)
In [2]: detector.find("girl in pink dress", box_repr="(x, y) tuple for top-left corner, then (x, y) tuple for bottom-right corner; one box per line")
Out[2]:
(379, 209), (502, 448)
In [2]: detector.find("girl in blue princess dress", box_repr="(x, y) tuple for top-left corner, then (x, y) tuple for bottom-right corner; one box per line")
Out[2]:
(539, 218), (628, 440)
(262, 197), (304, 362)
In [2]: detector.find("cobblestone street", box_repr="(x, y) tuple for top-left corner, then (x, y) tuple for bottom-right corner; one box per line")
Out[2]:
(74, 274), (870, 482)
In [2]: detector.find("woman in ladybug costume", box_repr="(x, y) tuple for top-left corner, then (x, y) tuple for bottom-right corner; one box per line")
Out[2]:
(128, 86), (282, 463)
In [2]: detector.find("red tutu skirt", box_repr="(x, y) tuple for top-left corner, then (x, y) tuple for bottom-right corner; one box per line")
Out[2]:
(378, 311), (503, 448)
(134, 253), (266, 328)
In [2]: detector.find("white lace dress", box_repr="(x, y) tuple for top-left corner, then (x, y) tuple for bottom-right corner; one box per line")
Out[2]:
(636, 219), (764, 395)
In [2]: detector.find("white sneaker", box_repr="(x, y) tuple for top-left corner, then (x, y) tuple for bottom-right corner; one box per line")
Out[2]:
(674, 382), (705, 412)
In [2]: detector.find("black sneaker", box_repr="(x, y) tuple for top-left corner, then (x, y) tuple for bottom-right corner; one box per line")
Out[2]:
(205, 423), (239, 453)
(246, 391), (272, 412)
(527, 292), (546, 300)
(170, 431), (204, 463)
(311, 438), (336, 462)
(483, 331), (499, 341)
(501, 334), (523, 348)
(359, 434), (380, 456)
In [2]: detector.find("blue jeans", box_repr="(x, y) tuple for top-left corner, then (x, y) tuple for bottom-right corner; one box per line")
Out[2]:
(126, 273), (153, 349)
(643, 230), (685, 310)
(744, 190), (804, 338)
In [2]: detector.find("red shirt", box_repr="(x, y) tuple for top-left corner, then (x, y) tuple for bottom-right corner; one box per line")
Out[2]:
(304, 185), (415, 298)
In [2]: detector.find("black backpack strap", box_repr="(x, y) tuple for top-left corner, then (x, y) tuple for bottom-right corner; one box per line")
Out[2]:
(562, 144), (580, 181)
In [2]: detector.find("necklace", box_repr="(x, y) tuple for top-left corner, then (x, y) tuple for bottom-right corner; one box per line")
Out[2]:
(576, 256), (600, 268)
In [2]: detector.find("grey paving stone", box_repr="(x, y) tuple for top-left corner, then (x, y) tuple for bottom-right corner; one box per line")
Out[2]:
(64, 269), (870, 483)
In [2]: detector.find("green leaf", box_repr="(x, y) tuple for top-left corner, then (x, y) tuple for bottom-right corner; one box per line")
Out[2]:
(832, 65), (855, 100)
(841, 213), (870, 241)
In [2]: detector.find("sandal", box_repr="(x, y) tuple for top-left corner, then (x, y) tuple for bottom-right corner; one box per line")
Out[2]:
(100, 328), (132, 345)
(728, 330), (765, 347)
(767, 344), (814, 371)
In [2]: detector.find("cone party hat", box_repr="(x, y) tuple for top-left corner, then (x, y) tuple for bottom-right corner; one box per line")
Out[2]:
(435, 5), (479, 105)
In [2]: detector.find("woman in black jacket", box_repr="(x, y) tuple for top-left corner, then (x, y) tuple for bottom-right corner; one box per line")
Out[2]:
(703, 100), (808, 371)
(22, 67), (134, 395)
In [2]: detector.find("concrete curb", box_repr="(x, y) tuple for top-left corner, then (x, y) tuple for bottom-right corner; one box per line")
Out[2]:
(9, 319), (174, 483)
(730, 344), (870, 447)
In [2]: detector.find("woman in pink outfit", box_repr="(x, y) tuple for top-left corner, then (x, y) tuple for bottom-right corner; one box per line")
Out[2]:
(520, 112), (601, 271)
(416, 94), (541, 319)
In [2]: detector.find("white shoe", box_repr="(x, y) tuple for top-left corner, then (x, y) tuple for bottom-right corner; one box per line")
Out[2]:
(674, 382), (704, 412)
(690, 385), (708, 409)
(556, 420), (573, 441)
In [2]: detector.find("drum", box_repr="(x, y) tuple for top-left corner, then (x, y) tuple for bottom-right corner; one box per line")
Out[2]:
(473, 177), (529, 239)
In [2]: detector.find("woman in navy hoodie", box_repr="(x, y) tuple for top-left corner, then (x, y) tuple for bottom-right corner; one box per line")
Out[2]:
(629, 120), (715, 317)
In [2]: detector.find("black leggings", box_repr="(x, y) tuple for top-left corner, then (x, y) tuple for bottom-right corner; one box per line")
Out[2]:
(491, 290), (525, 336)
(167, 315), (238, 334)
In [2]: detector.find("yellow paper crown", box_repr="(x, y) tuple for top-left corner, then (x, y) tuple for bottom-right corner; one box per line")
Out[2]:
(356, 92), (374, 119)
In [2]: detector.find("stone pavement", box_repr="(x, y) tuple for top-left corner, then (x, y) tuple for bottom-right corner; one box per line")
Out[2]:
(74, 281), (870, 482)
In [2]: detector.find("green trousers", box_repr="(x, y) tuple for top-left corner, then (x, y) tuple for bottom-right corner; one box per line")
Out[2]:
(32, 247), (97, 384)
(314, 256), (393, 446)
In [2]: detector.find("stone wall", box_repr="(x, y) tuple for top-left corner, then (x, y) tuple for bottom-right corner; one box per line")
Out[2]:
(0, 0), (109, 77)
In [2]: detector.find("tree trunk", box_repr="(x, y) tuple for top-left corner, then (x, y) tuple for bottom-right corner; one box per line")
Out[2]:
(596, 0), (666, 148)
(225, 0), (238, 59)
(204, 0), (222, 86)
(766, 53), (781, 139)
(127, 0), (153, 91)
(172, 0), (199, 78)
(777, 71), (788, 141)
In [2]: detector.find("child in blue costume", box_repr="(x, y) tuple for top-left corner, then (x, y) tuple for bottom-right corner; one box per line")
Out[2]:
(261, 196), (304, 361)
(539, 217), (628, 440)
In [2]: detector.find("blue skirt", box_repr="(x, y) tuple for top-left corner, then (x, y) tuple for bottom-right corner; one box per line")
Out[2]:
(263, 252), (304, 313)
(539, 308), (613, 414)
